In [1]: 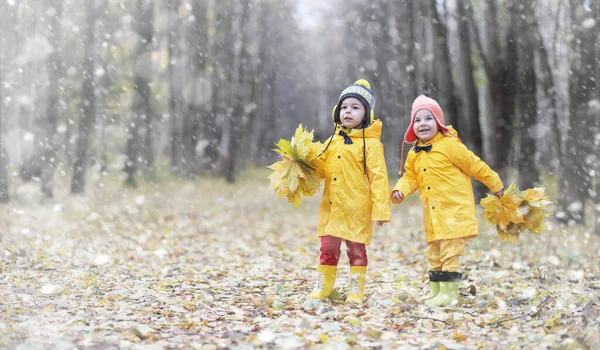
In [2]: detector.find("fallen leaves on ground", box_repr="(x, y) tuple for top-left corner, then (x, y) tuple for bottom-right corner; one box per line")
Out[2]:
(0, 171), (598, 349)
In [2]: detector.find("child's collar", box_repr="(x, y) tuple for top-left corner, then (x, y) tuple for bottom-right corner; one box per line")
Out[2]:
(417, 131), (445, 145)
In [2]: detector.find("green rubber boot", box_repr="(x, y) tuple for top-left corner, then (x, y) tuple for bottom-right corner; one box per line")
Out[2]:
(425, 270), (442, 299)
(425, 272), (461, 307)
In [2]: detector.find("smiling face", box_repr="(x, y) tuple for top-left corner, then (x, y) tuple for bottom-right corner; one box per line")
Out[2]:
(413, 109), (439, 143)
(339, 97), (366, 129)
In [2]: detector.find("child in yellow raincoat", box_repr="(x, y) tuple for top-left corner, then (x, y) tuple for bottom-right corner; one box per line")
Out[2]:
(310, 79), (390, 303)
(391, 95), (504, 307)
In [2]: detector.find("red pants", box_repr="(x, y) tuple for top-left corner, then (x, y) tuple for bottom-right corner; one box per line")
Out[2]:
(320, 235), (367, 266)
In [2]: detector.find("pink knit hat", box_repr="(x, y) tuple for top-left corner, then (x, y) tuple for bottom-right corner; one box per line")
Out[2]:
(398, 95), (451, 174)
(403, 95), (449, 143)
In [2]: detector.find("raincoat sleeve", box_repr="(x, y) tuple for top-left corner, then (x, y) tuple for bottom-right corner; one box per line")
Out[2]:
(392, 151), (418, 203)
(314, 139), (333, 178)
(366, 141), (391, 221)
(447, 139), (504, 192)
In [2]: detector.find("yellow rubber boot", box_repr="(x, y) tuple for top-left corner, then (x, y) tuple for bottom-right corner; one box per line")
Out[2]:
(309, 265), (337, 299)
(425, 282), (459, 306)
(346, 266), (367, 303)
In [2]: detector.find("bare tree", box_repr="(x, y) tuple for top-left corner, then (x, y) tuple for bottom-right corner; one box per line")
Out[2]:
(0, 54), (8, 204)
(0, 0), (10, 203)
(454, 0), (483, 158)
(180, 0), (209, 176)
(516, 0), (539, 189)
(40, 0), (64, 198)
(71, 0), (98, 194)
(256, 1), (280, 165)
(467, 0), (518, 180)
(168, 0), (183, 173)
(533, 12), (563, 169)
(405, 0), (419, 101)
(224, 0), (251, 183)
(206, 0), (233, 171)
(124, 0), (155, 186)
(430, 0), (459, 128)
(557, 0), (599, 224)
(245, 0), (269, 164)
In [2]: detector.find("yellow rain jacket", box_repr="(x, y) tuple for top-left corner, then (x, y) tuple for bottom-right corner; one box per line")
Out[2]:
(317, 119), (390, 245)
(392, 127), (503, 243)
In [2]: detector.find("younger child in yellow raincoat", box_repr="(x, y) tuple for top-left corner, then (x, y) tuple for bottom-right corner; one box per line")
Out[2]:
(391, 95), (504, 307)
(310, 79), (391, 303)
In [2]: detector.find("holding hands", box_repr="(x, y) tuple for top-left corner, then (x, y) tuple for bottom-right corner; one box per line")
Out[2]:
(391, 190), (404, 204)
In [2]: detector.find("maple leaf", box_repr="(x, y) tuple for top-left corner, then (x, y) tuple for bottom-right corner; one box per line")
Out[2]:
(481, 185), (524, 231)
(521, 207), (549, 234)
(267, 124), (325, 206)
(481, 183), (552, 242)
(523, 187), (547, 203)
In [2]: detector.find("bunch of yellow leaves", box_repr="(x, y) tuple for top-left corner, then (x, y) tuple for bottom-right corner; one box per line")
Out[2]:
(480, 184), (552, 243)
(267, 125), (325, 207)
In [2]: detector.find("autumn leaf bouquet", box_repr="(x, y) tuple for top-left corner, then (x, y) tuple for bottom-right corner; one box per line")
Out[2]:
(480, 184), (552, 242)
(267, 125), (325, 207)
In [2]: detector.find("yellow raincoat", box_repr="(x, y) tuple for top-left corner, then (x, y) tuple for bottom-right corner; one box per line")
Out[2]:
(317, 119), (390, 244)
(392, 127), (503, 243)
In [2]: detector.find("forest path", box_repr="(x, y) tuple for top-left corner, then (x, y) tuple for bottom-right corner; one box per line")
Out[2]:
(1, 172), (599, 349)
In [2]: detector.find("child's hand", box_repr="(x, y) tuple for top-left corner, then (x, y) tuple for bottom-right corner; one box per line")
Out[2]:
(375, 220), (387, 227)
(493, 189), (504, 198)
(391, 190), (404, 204)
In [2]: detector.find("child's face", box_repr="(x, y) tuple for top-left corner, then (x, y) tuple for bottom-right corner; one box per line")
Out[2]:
(413, 109), (439, 143)
(339, 97), (366, 129)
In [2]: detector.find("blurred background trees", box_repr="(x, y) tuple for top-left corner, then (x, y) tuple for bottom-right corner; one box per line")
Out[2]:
(0, 0), (598, 231)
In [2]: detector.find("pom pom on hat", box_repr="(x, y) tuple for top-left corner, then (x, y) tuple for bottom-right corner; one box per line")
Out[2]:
(354, 79), (371, 90)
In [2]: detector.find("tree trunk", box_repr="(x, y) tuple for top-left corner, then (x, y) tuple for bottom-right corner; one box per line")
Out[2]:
(180, 0), (209, 176)
(125, 0), (154, 186)
(40, 0), (63, 198)
(224, 0), (250, 183)
(246, 0), (269, 164)
(419, 0), (435, 94)
(0, 64), (8, 204)
(467, 0), (518, 180)
(0, 0), (10, 203)
(516, 0), (539, 189)
(168, 0), (182, 173)
(557, 0), (598, 224)
(96, 0), (109, 174)
(533, 15), (562, 170)
(595, 171), (600, 235)
(257, 68), (277, 163)
(140, 0), (155, 174)
(455, 0), (482, 157)
(71, 0), (97, 194)
(207, 0), (233, 171)
(404, 0), (418, 102)
(430, 0), (459, 128)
